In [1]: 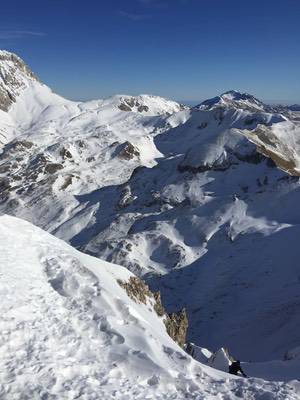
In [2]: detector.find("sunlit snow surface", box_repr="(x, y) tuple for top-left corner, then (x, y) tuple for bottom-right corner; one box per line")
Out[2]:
(0, 215), (299, 399)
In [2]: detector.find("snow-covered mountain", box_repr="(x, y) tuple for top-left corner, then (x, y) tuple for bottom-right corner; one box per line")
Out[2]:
(0, 50), (38, 111)
(1, 50), (300, 396)
(196, 90), (271, 112)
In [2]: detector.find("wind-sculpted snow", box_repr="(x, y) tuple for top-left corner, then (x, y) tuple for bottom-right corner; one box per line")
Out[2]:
(2, 215), (299, 399)
(1, 50), (300, 391)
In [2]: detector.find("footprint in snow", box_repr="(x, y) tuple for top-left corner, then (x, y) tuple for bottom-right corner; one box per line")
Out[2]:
(42, 255), (101, 300)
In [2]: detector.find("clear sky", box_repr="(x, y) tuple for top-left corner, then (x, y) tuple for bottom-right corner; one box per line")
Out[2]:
(1, 0), (300, 104)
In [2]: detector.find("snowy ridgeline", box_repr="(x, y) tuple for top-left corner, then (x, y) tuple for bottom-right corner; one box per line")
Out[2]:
(1, 215), (300, 399)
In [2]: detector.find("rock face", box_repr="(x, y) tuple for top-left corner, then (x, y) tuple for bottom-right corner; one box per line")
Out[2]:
(44, 163), (64, 174)
(116, 141), (140, 160)
(0, 50), (38, 111)
(119, 97), (149, 112)
(118, 97), (149, 113)
(165, 309), (188, 348)
(117, 276), (188, 347)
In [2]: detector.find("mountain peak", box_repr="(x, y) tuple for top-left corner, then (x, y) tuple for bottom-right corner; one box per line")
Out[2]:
(196, 90), (267, 112)
(221, 90), (258, 101)
(0, 49), (38, 112)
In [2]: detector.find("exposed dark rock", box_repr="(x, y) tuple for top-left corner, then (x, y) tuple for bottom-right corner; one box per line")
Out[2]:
(153, 291), (165, 316)
(60, 175), (73, 190)
(0, 177), (10, 191)
(0, 52), (37, 80)
(60, 147), (73, 159)
(118, 276), (188, 347)
(234, 150), (265, 164)
(125, 242), (133, 251)
(124, 98), (135, 108)
(0, 86), (14, 111)
(118, 98), (149, 113)
(0, 177), (11, 201)
(76, 140), (86, 148)
(118, 103), (132, 112)
(165, 309), (188, 348)
(178, 162), (230, 174)
(5, 140), (34, 154)
(116, 141), (140, 160)
(44, 163), (64, 174)
(137, 105), (149, 113)
(0, 52), (38, 111)
(32, 153), (49, 165)
(0, 163), (10, 173)
(118, 276), (153, 304)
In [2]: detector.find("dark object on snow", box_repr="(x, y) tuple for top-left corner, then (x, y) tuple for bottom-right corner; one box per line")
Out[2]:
(229, 360), (247, 377)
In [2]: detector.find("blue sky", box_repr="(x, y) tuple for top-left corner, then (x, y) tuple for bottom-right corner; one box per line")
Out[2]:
(1, 0), (300, 103)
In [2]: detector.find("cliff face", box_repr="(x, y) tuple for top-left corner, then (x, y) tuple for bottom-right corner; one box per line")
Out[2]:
(0, 51), (38, 111)
(118, 276), (188, 347)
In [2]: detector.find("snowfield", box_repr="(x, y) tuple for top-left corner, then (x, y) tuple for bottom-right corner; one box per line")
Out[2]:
(0, 215), (300, 399)
(1, 50), (300, 397)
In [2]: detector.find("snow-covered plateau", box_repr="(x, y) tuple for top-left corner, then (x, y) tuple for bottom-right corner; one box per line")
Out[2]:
(1, 50), (300, 398)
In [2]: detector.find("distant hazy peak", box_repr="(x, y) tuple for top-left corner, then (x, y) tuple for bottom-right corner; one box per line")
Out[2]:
(112, 94), (187, 116)
(196, 90), (268, 112)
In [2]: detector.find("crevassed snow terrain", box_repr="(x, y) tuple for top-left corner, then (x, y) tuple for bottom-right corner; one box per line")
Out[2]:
(1, 50), (300, 394)
(2, 215), (299, 399)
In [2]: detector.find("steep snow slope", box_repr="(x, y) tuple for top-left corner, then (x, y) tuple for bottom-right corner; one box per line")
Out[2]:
(2, 215), (298, 399)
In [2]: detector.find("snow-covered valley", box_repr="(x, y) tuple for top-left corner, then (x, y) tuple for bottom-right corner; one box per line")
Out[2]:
(1, 50), (300, 398)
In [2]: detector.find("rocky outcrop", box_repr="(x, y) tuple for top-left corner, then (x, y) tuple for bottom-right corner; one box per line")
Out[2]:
(44, 163), (64, 174)
(165, 309), (188, 348)
(117, 276), (188, 347)
(0, 51), (38, 111)
(59, 147), (73, 160)
(60, 174), (74, 190)
(117, 276), (153, 304)
(118, 97), (149, 113)
(116, 141), (140, 160)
